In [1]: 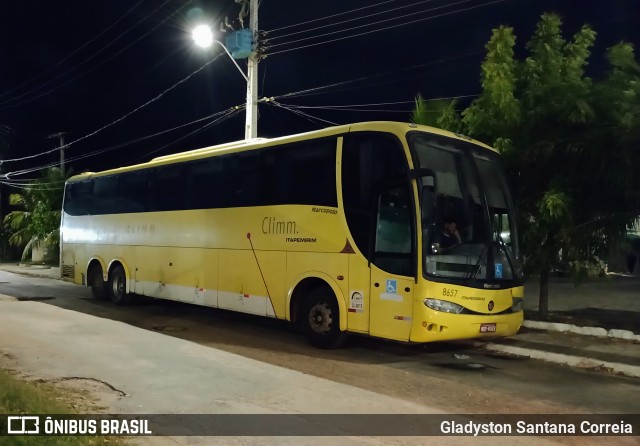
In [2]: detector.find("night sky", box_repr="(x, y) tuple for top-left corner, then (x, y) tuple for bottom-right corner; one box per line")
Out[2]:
(0, 0), (638, 179)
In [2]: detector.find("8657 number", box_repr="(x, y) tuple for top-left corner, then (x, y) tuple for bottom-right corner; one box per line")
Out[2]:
(442, 288), (457, 297)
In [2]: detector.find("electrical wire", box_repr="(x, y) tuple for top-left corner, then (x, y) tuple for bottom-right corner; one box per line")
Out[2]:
(0, 0), (193, 108)
(269, 51), (482, 100)
(280, 95), (477, 110)
(268, 101), (340, 126)
(2, 105), (242, 180)
(136, 107), (244, 160)
(281, 100), (415, 108)
(273, 94), (477, 113)
(270, 0), (470, 48)
(5, 106), (242, 181)
(0, 52), (225, 166)
(268, 0), (398, 33)
(268, 0), (508, 56)
(266, 0), (436, 42)
(0, 0), (147, 101)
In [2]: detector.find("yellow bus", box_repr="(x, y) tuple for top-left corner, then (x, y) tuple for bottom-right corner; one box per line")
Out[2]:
(60, 121), (524, 348)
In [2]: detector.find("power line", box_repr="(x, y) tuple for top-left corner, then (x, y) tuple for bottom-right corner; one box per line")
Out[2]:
(268, 0), (398, 33)
(270, 0), (470, 49)
(280, 95), (477, 109)
(0, 0), (192, 108)
(268, 0), (508, 56)
(136, 107), (244, 160)
(267, 101), (340, 126)
(269, 51), (482, 100)
(267, 0), (435, 42)
(281, 100), (416, 108)
(2, 105), (243, 180)
(0, 52), (225, 166)
(0, 0), (147, 101)
(274, 94), (477, 113)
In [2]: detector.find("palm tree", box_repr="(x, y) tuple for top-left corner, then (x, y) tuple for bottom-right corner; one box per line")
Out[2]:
(3, 168), (66, 261)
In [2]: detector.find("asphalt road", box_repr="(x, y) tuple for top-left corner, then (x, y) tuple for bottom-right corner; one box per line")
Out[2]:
(1, 269), (638, 420)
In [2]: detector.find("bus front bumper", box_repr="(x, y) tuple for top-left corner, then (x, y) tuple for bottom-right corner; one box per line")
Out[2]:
(409, 306), (523, 343)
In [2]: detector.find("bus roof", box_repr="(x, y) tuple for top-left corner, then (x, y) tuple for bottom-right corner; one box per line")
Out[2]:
(67, 121), (494, 182)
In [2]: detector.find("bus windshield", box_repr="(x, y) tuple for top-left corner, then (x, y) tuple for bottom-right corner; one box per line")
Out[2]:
(409, 133), (523, 284)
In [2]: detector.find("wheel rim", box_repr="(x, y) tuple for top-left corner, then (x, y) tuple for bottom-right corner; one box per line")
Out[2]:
(308, 303), (333, 334)
(111, 273), (124, 298)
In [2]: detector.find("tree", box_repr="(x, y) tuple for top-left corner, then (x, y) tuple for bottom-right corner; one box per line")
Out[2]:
(413, 13), (640, 318)
(3, 168), (66, 262)
(411, 94), (462, 132)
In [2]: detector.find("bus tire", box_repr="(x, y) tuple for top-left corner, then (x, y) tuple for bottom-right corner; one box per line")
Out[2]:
(108, 264), (132, 306)
(302, 288), (346, 349)
(89, 264), (108, 300)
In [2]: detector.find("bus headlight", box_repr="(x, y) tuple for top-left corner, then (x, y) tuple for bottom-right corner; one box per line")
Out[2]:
(424, 298), (464, 314)
(511, 297), (524, 312)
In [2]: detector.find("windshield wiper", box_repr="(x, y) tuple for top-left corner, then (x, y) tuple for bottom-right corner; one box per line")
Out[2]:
(494, 231), (516, 279)
(466, 243), (487, 280)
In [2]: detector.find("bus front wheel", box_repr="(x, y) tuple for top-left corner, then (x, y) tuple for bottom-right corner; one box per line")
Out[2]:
(108, 264), (132, 306)
(302, 288), (346, 349)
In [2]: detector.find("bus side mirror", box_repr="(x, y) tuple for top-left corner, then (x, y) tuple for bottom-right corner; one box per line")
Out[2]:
(423, 175), (435, 188)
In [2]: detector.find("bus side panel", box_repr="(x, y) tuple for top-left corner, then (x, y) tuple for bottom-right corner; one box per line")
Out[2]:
(133, 246), (203, 304)
(218, 249), (284, 317)
(254, 250), (286, 318)
(193, 248), (219, 308)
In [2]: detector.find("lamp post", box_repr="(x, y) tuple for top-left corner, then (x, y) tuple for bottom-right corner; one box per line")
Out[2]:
(192, 19), (258, 140)
(192, 25), (248, 82)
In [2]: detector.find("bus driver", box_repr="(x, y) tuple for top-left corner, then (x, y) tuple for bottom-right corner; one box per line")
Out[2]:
(433, 217), (462, 254)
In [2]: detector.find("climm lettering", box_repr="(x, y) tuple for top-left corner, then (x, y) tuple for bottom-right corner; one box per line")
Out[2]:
(262, 217), (298, 234)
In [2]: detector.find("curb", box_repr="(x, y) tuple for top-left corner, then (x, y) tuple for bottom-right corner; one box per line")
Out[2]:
(478, 341), (640, 379)
(523, 320), (640, 342)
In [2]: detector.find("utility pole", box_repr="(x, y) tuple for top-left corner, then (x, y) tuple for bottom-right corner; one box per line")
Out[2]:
(47, 131), (68, 174)
(244, 0), (259, 140)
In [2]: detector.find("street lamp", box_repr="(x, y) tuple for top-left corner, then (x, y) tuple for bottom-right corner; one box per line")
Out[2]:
(191, 25), (248, 82)
(191, 8), (259, 141)
(192, 24), (213, 48)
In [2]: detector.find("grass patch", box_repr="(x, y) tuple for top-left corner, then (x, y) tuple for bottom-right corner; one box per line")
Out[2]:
(0, 368), (128, 445)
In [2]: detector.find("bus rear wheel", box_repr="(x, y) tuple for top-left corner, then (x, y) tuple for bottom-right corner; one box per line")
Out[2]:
(302, 288), (346, 349)
(89, 264), (108, 300)
(108, 264), (132, 305)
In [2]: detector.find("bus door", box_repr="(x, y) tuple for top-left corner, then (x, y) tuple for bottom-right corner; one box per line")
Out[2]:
(369, 185), (415, 341)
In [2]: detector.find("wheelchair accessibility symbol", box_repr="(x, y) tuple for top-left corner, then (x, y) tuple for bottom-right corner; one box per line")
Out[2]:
(385, 279), (397, 294)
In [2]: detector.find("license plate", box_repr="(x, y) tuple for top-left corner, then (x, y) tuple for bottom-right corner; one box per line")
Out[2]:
(480, 323), (496, 333)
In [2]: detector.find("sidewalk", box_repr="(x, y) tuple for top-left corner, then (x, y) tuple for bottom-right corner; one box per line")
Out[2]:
(1, 263), (639, 378)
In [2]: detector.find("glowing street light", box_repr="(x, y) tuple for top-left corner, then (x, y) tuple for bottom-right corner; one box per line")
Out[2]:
(192, 24), (214, 48)
(191, 24), (248, 82)
(190, 4), (259, 141)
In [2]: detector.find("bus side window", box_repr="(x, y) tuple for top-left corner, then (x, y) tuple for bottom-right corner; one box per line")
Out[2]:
(187, 157), (224, 209)
(64, 180), (94, 215)
(148, 164), (187, 212)
(118, 170), (148, 213)
(261, 138), (337, 207)
(226, 152), (261, 207)
(261, 149), (290, 205)
(94, 176), (119, 215)
(288, 140), (337, 207)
